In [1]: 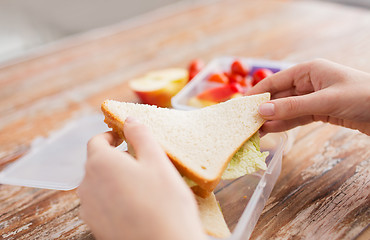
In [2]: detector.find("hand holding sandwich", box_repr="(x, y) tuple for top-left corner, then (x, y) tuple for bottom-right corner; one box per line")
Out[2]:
(78, 117), (207, 240)
(77, 58), (370, 240)
(248, 59), (370, 135)
(78, 93), (268, 239)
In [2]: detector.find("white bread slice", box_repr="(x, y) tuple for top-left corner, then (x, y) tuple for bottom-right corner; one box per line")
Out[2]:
(196, 192), (230, 238)
(101, 93), (270, 195)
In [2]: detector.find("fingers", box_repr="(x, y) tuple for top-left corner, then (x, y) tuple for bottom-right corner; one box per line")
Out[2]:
(87, 131), (123, 152)
(86, 131), (137, 176)
(258, 91), (332, 121)
(247, 62), (311, 96)
(271, 88), (298, 99)
(261, 116), (314, 133)
(123, 117), (169, 165)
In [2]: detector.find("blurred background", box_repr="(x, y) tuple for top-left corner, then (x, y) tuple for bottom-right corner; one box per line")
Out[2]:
(0, 0), (369, 64)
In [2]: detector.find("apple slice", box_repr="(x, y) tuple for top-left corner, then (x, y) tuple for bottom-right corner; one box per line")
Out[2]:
(129, 68), (188, 108)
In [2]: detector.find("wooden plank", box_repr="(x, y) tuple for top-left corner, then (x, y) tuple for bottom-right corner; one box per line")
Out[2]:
(251, 128), (370, 239)
(0, 0), (369, 239)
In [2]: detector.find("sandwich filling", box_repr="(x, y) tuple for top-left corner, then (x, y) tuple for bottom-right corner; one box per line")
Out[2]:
(184, 132), (268, 187)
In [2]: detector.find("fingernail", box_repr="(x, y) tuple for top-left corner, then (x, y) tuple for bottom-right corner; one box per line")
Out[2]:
(259, 102), (275, 116)
(125, 116), (138, 123)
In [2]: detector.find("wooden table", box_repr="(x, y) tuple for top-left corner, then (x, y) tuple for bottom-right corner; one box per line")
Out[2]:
(0, 0), (369, 239)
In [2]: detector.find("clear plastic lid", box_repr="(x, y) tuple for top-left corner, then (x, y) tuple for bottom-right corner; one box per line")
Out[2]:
(0, 114), (112, 190)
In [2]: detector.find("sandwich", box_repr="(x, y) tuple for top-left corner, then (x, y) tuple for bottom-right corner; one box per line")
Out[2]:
(101, 92), (270, 238)
(195, 192), (231, 238)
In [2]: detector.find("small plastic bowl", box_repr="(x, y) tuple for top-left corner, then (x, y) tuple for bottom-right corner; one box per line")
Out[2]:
(171, 56), (293, 110)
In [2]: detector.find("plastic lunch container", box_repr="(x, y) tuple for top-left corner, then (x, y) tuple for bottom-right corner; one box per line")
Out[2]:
(211, 132), (286, 240)
(171, 56), (293, 110)
(171, 57), (292, 239)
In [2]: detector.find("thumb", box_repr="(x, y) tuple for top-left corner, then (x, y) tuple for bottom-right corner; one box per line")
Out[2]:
(124, 117), (169, 165)
(258, 92), (331, 120)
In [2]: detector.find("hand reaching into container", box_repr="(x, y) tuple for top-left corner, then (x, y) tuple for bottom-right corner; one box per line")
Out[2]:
(78, 118), (207, 240)
(248, 59), (370, 135)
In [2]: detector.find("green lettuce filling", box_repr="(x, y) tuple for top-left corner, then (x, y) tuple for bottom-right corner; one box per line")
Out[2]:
(183, 132), (268, 186)
(221, 133), (268, 180)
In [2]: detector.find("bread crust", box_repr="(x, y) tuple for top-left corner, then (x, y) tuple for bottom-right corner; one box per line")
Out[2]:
(100, 94), (268, 197)
(102, 102), (223, 193)
(191, 185), (212, 198)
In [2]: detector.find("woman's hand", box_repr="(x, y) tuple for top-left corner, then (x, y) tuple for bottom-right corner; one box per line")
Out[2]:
(248, 59), (370, 135)
(78, 117), (207, 240)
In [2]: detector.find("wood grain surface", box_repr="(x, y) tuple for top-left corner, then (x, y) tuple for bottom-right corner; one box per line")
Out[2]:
(0, 0), (369, 239)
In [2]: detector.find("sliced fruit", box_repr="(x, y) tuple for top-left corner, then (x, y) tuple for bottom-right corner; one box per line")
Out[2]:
(197, 83), (242, 103)
(188, 59), (205, 81)
(231, 93), (244, 99)
(129, 68), (188, 108)
(229, 73), (248, 86)
(188, 96), (217, 108)
(252, 68), (273, 86)
(229, 82), (244, 93)
(208, 72), (229, 84)
(231, 60), (249, 77)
